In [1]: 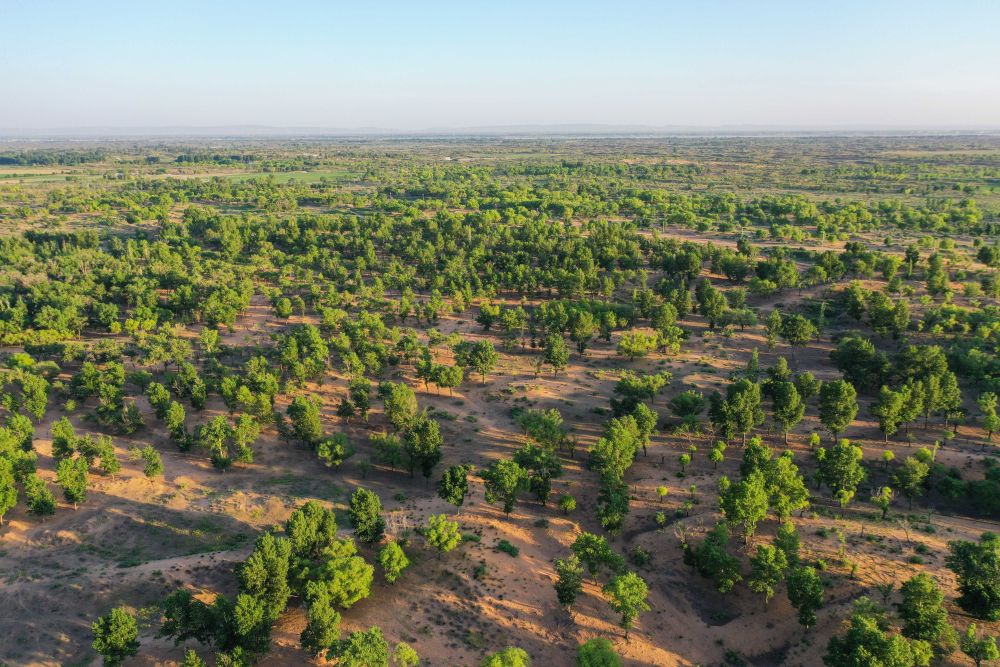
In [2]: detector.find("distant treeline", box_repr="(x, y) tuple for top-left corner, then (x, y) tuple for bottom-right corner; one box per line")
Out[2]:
(0, 150), (106, 166)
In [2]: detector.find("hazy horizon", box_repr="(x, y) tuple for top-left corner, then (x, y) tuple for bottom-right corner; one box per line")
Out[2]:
(3, 0), (999, 131)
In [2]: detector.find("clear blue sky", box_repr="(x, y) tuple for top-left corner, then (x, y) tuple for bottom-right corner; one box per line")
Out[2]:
(2, 0), (998, 130)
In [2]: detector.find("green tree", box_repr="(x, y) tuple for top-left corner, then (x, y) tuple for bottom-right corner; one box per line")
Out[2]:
(571, 532), (625, 576)
(787, 566), (823, 629)
(140, 445), (163, 478)
(403, 415), (443, 481)
(602, 571), (650, 638)
(424, 514), (461, 555)
(893, 456), (929, 510)
(181, 649), (207, 667)
(482, 459), (529, 514)
(772, 381), (805, 444)
(91, 607), (140, 667)
(394, 642), (421, 667)
(287, 395), (323, 445)
(383, 382), (418, 431)
(684, 521), (742, 593)
(543, 334), (570, 375)
(823, 600), (932, 667)
(710, 379), (765, 445)
(300, 584), (341, 656)
(899, 573), (953, 647)
(349, 488), (386, 544)
(779, 314), (817, 363)
(818, 380), (858, 441)
(816, 439), (866, 507)
(0, 458), (17, 525)
(554, 554), (585, 608)
(330, 626), (389, 667)
(947, 533), (1000, 620)
(238, 532), (291, 623)
(748, 544), (788, 608)
(775, 520), (801, 566)
(24, 473), (55, 517)
(377, 541), (410, 583)
(719, 470), (769, 545)
(871, 486), (894, 520)
(576, 638), (621, 667)
(437, 464), (470, 507)
(56, 455), (88, 509)
(480, 647), (531, 667)
(872, 386), (906, 442)
(457, 340), (499, 384)
(961, 624), (1000, 667)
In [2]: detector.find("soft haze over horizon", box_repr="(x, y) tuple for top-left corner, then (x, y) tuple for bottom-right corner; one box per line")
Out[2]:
(3, 0), (999, 132)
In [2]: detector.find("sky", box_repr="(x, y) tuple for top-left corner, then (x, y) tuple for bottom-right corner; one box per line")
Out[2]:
(1, 0), (999, 132)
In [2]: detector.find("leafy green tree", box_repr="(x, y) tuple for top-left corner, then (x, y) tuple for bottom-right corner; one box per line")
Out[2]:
(482, 459), (529, 514)
(514, 443), (562, 503)
(24, 472), (55, 517)
(285, 500), (338, 559)
(710, 379), (764, 445)
(424, 514), (461, 555)
(871, 486), (894, 519)
(403, 415), (443, 480)
(238, 532), (291, 623)
(899, 573), (953, 648)
(630, 403), (658, 457)
(554, 554), (585, 608)
(816, 439), (866, 507)
(377, 541), (410, 583)
(455, 340), (499, 384)
(543, 334), (570, 375)
(872, 386), (906, 442)
(349, 488), (386, 544)
(787, 566), (823, 629)
(571, 532), (625, 576)
(383, 382), (418, 431)
(775, 520), (801, 566)
(287, 395), (323, 445)
(0, 458), (17, 525)
(616, 331), (658, 360)
(947, 533), (1000, 620)
(576, 638), (621, 667)
(56, 455), (88, 508)
(748, 544), (788, 608)
(719, 470), (769, 545)
(437, 464), (470, 507)
(669, 390), (705, 427)
(961, 624), (1000, 667)
(823, 600), (932, 667)
(558, 494), (577, 514)
(819, 380), (858, 440)
(394, 642), (421, 667)
(893, 456), (930, 509)
(480, 647), (531, 667)
(696, 281), (728, 329)
(91, 607), (140, 667)
(181, 649), (207, 667)
(684, 521), (742, 593)
(765, 310), (783, 348)
(772, 381), (805, 444)
(602, 572), (650, 638)
(779, 314), (817, 362)
(300, 584), (341, 656)
(330, 626), (389, 667)
(139, 445), (164, 478)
